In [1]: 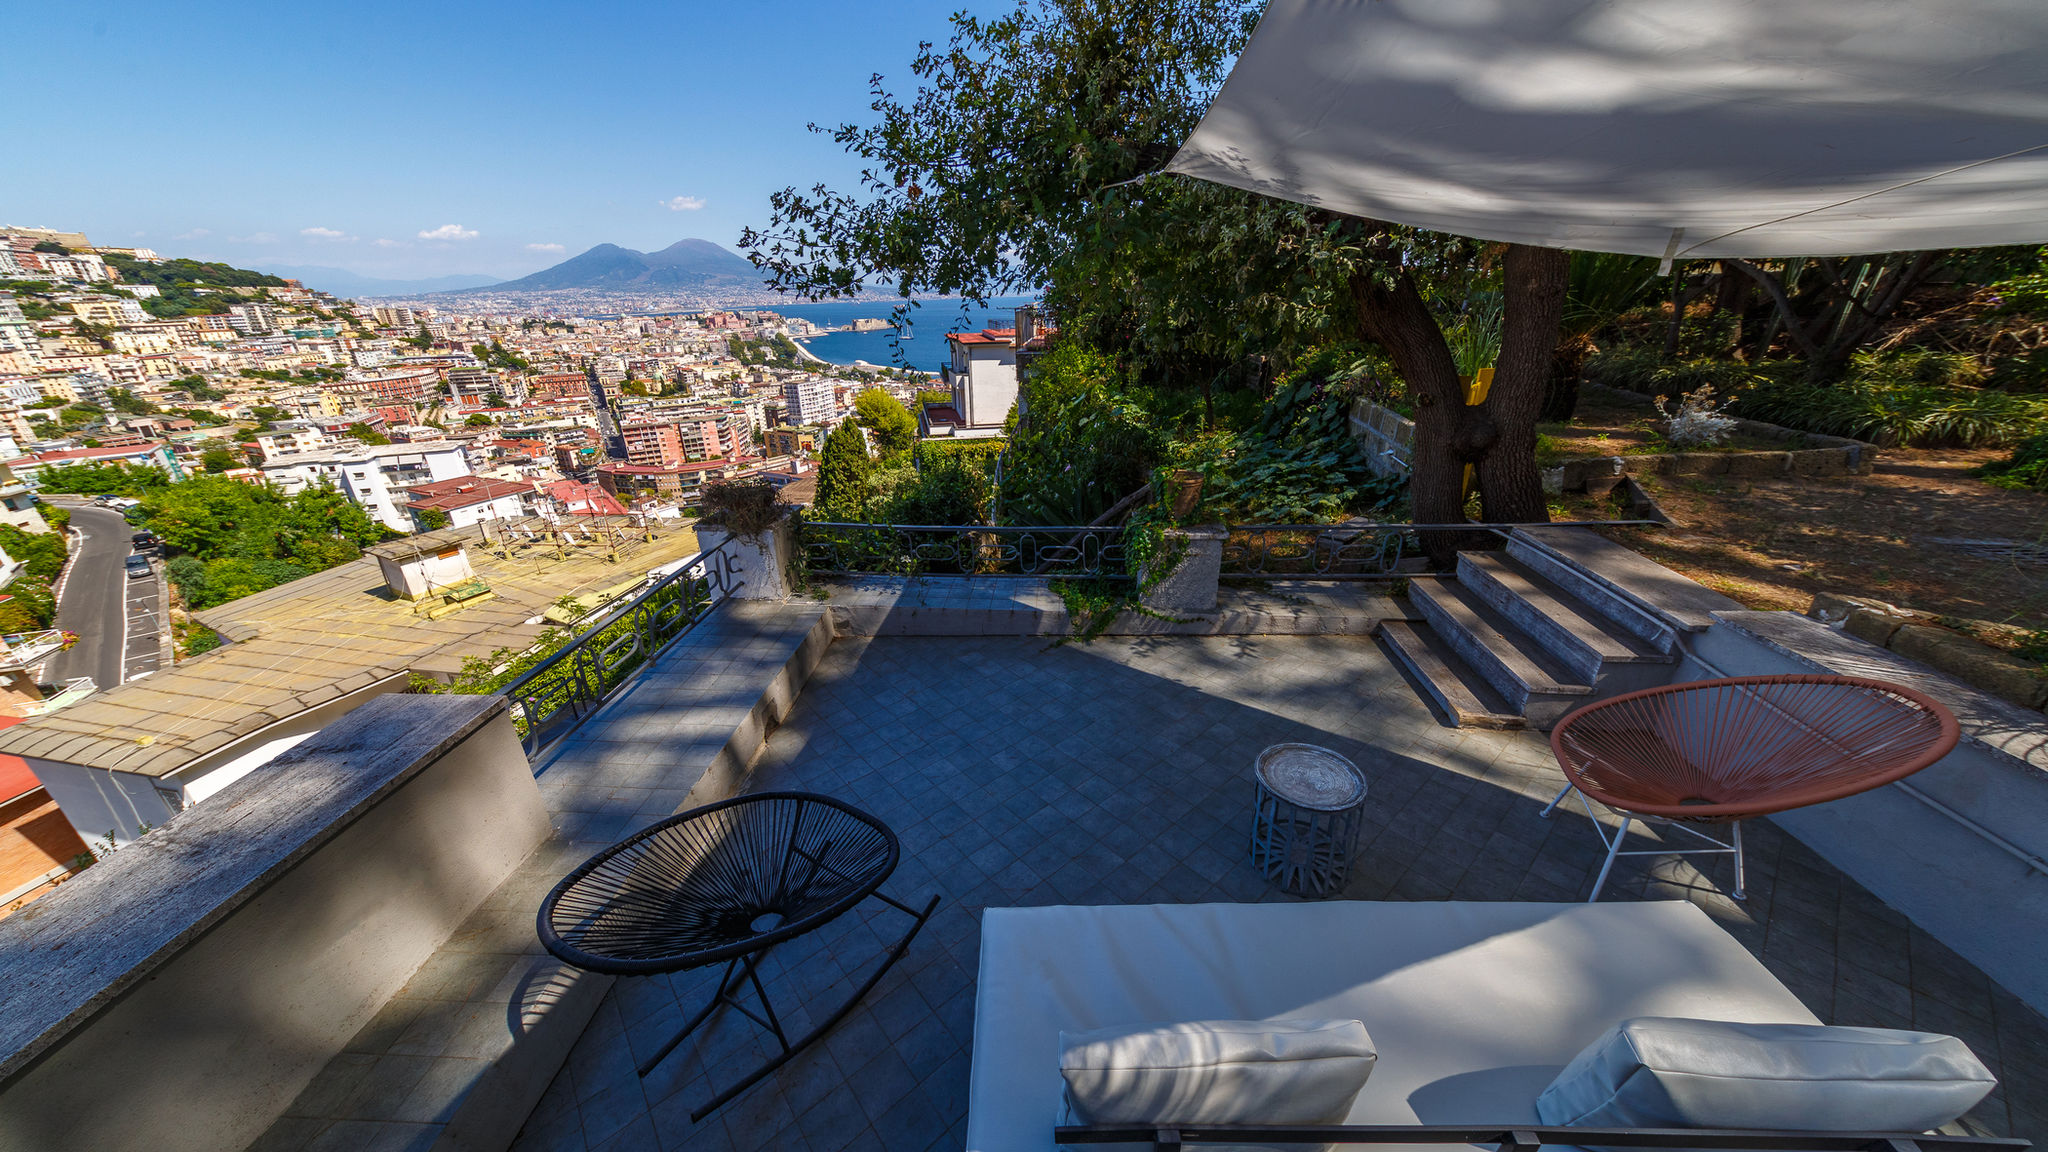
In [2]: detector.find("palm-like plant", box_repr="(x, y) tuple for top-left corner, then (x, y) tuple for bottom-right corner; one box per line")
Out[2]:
(1543, 252), (1661, 420)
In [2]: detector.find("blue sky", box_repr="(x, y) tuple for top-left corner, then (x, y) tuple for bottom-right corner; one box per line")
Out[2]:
(4, 1), (990, 282)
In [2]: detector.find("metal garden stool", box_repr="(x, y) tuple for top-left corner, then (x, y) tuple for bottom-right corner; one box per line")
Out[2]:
(1545, 674), (1959, 903)
(537, 791), (940, 1122)
(1250, 743), (1368, 896)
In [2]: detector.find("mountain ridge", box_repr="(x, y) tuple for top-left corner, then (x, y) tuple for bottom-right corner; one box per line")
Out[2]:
(441, 239), (764, 294)
(256, 266), (503, 298)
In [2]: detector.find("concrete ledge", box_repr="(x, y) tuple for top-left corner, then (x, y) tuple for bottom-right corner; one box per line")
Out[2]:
(246, 601), (836, 1152)
(0, 695), (544, 1152)
(1691, 610), (2048, 1016)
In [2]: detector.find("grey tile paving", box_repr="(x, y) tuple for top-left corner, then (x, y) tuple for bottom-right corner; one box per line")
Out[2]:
(513, 633), (2048, 1152)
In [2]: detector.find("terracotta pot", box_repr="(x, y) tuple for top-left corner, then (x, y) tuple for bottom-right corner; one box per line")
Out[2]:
(1166, 470), (1205, 520)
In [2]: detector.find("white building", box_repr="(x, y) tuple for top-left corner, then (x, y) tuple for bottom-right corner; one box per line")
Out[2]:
(260, 441), (473, 531)
(781, 376), (836, 427)
(925, 313), (1026, 439)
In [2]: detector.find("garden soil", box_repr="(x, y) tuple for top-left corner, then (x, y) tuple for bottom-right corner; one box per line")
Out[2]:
(1558, 447), (2048, 637)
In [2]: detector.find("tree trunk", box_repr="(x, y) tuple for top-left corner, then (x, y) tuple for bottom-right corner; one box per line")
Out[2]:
(1480, 244), (1567, 524)
(1350, 266), (1470, 563)
(1351, 243), (1565, 564)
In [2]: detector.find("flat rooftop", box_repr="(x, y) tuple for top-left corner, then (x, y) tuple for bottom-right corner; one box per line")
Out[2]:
(0, 518), (699, 778)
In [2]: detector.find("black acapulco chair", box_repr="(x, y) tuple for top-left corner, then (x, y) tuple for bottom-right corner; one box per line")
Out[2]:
(538, 791), (941, 1121)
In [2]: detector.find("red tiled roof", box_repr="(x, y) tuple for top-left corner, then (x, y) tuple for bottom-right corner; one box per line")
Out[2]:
(545, 479), (627, 516)
(402, 476), (531, 511)
(946, 328), (1017, 346)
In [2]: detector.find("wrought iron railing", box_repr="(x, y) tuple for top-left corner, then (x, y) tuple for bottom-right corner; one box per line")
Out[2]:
(801, 520), (1660, 583)
(498, 538), (742, 760)
(17, 677), (95, 716)
(1222, 520), (1663, 581)
(0, 629), (71, 671)
(1223, 523), (1418, 580)
(801, 522), (1129, 578)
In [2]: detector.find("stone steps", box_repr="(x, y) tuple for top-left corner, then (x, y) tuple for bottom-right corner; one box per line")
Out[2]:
(1407, 576), (1592, 727)
(1387, 528), (1720, 731)
(1456, 552), (1675, 683)
(1377, 620), (1525, 729)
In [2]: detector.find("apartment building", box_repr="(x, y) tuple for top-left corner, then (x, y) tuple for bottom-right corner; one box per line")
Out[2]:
(781, 376), (836, 427)
(70, 298), (148, 327)
(260, 441), (472, 531)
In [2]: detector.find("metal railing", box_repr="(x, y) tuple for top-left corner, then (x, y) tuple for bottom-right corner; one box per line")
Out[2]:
(1222, 520), (1662, 580)
(0, 630), (70, 672)
(497, 537), (742, 760)
(802, 522), (1129, 579)
(18, 677), (95, 716)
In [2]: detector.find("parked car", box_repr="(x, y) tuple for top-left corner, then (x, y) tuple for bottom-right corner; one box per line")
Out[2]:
(124, 554), (152, 580)
(131, 531), (159, 551)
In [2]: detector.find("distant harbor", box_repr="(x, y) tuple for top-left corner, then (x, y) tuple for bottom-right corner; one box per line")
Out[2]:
(777, 296), (1036, 372)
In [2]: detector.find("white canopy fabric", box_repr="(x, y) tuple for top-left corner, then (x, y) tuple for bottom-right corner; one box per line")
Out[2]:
(1167, 0), (2048, 258)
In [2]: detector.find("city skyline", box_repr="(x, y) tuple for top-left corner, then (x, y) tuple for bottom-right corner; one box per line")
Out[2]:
(5, 1), (989, 282)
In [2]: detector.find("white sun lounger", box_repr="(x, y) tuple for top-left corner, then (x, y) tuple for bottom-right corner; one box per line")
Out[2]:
(966, 901), (1819, 1152)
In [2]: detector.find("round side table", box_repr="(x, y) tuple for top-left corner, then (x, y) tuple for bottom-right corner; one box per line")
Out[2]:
(1250, 743), (1367, 896)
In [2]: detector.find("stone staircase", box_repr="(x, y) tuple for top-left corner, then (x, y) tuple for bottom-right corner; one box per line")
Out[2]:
(1378, 526), (1739, 729)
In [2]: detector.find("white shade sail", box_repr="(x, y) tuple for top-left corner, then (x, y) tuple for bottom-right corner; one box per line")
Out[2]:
(1167, 0), (2048, 258)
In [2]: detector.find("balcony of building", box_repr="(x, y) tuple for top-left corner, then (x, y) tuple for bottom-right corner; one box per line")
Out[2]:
(0, 516), (2042, 1152)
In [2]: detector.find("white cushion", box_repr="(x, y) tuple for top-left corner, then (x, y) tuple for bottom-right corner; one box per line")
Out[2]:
(968, 902), (1823, 1152)
(1536, 1017), (1997, 1132)
(1060, 1018), (1375, 1126)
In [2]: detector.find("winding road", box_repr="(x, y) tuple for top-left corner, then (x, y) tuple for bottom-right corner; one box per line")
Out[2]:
(47, 503), (162, 690)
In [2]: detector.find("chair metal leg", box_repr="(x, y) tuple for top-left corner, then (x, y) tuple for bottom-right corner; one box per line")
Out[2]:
(1587, 815), (1631, 903)
(670, 891), (943, 1123)
(1540, 783), (1573, 818)
(1731, 820), (1747, 901)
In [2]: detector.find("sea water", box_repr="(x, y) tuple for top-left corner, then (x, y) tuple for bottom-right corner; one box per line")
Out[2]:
(769, 296), (1039, 372)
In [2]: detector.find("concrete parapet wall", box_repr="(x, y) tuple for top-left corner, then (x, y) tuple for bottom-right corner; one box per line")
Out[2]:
(0, 695), (546, 1152)
(1687, 611), (2048, 1018)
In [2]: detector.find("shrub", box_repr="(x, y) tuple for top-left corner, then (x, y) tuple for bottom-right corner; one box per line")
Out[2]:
(1729, 376), (2042, 447)
(1977, 432), (2048, 491)
(697, 478), (784, 536)
(1654, 385), (1739, 448)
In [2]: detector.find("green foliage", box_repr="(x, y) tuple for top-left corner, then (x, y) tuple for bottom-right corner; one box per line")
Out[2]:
(917, 389), (953, 407)
(1730, 376), (2042, 448)
(852, 389), (917, 456)
(812, 422), (875, 519)
(107, 388), (159, 416)
(34, 462), (170, 496)
(884, 441), (1000, 524)
(59, 404), (103, 427)
(249, 405), (289, 423)
(1584, 346), (2045, 447)
(0, 524), (68, 631)
(1987, 246), (2048, 315)
(175, 617), (223, 658)
(465, 413), (494, 427)
(172, 375), (228, 402)
(145, 475), (396, 608)
(743, 0), (1385, 388)
(470, 340), (530, 370)
(414, 507), (451, 531)
(346, 422), (391, 446)
(200, 447), (239, 473)
(42, 505), (69, 533)
(1976, 432), (2048, 491)
(104, 254), (285, 318)
(998, 344), (1162, 524)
